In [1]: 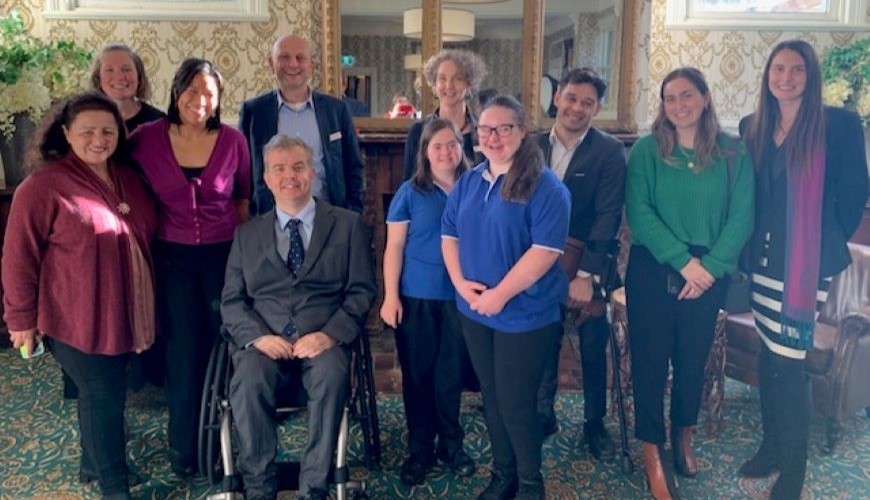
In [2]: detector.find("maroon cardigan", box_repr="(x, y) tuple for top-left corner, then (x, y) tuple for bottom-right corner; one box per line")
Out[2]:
(2, 154), (158, 355)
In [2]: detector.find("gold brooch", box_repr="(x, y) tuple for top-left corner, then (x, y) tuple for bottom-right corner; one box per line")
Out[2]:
(117, 202), (131, 215)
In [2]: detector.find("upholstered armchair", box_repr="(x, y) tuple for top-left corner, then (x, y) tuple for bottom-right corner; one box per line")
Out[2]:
(725, 243), (870, 454)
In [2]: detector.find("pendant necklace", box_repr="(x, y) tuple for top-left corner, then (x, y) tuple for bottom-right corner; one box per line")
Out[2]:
(678, 144), (696, 169)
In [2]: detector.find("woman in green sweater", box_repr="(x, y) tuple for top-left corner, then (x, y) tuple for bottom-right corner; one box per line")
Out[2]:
(625, 67), (754, 499)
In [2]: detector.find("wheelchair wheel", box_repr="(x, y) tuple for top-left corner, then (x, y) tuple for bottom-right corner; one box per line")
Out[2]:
(198, 338), (230, 484)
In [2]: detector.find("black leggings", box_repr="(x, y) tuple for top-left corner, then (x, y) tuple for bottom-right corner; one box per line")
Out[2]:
(460, 316), (560, 483)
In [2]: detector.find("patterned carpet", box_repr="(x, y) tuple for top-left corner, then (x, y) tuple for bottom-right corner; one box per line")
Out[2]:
(1, 349), (868, 499)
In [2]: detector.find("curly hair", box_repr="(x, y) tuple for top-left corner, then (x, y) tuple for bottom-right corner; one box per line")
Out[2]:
(27, 91), (129, 171)
(422, 49), (488, 93)
(89, 43), (152, 102)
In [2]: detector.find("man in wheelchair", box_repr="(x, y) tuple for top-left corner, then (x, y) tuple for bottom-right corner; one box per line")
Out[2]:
(220, 134), (376, 500)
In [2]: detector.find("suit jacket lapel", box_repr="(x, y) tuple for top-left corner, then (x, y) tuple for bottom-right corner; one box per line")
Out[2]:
(297, 201), (336, 280)
(258, 91), (280, 142)
(563, 128), (595, 179)
(256, 210), (287, 271)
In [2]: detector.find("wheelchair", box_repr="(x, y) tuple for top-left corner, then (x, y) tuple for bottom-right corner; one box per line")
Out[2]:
(198, 329), (381, 500)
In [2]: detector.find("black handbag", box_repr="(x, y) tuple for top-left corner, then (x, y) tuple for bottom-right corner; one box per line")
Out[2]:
(723, 271), (751, 313)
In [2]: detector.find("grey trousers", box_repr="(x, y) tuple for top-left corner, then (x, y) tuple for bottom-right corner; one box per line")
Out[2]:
(229, 344), (349, 499)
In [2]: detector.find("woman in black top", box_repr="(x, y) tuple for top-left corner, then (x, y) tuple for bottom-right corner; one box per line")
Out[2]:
(738, 40), (868, 500)
(403, 49), (487, 180)
(90, 43), (165, 133)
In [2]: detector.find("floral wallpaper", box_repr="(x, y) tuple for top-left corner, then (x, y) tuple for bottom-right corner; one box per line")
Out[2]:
(1, 0), (320, 124)
(638, 0), (868, 130)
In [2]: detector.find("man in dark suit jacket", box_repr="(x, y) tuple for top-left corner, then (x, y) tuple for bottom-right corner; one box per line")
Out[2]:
(221, 135), (376, 500)
(536, 68), (627, 460)
(239, 34), (364, 216)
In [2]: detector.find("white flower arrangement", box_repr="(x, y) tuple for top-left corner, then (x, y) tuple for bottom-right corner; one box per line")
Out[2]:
(1, 10), (92, 140)
(0, 68), (51, 139)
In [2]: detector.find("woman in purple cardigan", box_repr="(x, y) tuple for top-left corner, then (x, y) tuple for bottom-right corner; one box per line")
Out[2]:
(3, 91), (158, 499)
(129, 58), (251, 477)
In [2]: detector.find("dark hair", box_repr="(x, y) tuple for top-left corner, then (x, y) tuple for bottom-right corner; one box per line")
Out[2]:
(652, 67), (722, 170)
(167, 58), (224, 131)
(559, 67), (607, 100)
(90, 43), (152, 102)
(744, 40), (825, 172)
(27, 91), (128, 171)
(480, 95), (543, 203)
(411, 118), (469, 192)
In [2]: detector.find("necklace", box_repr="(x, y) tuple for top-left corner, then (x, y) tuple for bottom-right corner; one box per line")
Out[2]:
(678, 144), (696, 169)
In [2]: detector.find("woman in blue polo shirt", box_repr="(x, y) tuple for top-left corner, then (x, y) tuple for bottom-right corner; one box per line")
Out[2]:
(442, 95), (570, 500)
(381, 119), (475, 486)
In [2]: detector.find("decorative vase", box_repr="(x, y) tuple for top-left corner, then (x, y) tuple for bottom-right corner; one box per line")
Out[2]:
(0, 113), (37, 188)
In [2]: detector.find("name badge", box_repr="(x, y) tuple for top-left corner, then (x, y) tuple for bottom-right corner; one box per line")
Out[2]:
(329, 131), (343, 142)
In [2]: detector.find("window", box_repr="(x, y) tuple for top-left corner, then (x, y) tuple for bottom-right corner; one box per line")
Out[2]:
(44, 0), (269, 21)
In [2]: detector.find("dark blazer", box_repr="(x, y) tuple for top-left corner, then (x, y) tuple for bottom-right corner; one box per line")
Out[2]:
(221, 201), (376, 348)
(739, 106), (869, 278)
(537, 127), (627, 275)
(239, 90), (365, 216)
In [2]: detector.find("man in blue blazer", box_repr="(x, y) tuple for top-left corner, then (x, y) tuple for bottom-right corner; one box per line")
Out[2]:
(239, 34), (364, 216)
(536, 68), (627, 460)
(222, 135), (376, 500)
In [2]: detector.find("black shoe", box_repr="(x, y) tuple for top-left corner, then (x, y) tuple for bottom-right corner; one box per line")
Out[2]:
(738, 449), (779, 478)
(438, 449), (475, 476)
(400, 454), (434, 486)
(477, 470), (518, 500)
(515, 477), (545, 500)
(539, 413), (558, 438)
(584, 420), (616, 460)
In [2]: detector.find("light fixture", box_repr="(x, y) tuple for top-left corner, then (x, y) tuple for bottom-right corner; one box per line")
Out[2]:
(404, 53), (422, 71)
(403, 8), (475, 42)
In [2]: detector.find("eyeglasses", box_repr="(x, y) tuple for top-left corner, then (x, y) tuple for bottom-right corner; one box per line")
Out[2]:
(476, 124), (518, 138)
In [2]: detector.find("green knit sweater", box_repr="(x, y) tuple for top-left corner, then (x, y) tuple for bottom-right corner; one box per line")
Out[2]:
(626, 133), (755, 278)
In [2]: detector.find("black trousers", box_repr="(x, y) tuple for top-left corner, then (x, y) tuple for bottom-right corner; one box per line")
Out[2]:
(625, 245), (726, 444)
(460, 315), (561, 483)
(229, 344), (349, 499)
(394, 297), (466, 459)
(538, 311), (609, 424)
(47, 337), (130, 496)
(155, 240), (231, 466)
(757, 342), (811, 499)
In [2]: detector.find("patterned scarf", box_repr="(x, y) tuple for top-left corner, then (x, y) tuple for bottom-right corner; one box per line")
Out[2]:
(780, 147), (826, 349)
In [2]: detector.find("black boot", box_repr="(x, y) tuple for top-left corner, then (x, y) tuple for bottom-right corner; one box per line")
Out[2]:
(768, 354), (810, 500)
(740, 350), (780, 478)
(515, 477), (545, 500)
(476, 468), (518, 500)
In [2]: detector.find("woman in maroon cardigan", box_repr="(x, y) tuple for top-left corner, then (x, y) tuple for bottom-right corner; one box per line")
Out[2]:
(3, 92), (158, 500)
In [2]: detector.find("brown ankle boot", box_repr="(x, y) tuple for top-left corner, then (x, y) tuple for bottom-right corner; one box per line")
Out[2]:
(671, 426), (698, 478)
(643, 442), (677, 500)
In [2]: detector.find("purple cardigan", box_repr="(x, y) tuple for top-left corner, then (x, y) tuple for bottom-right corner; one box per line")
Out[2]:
(130, 119), (251, 245)
(2, 155), (158, 355)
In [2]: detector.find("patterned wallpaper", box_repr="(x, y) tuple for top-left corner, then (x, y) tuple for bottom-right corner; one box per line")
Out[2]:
(342, 35), (414, 116)
(3, 0), (865, 131)
(2, 0), (321, 124)
(639, 0), (868, 131)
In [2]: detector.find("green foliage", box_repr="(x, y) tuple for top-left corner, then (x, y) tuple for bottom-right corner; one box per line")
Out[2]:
(0, 10), (93, 97)
(821, 37), (870, 125)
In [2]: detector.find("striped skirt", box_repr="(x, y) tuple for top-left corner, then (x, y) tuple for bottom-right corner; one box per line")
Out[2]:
(750, 271), (832, 360)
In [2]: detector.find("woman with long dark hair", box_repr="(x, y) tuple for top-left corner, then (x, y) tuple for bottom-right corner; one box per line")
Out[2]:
(625, 67), (754, 499)
(3, 91), (158, 499)
(442, 95), (570, 500)
(129, 58), (250, 476)
(738, 40), (868, 500)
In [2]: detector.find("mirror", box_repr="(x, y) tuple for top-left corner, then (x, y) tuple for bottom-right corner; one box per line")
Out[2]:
(321, 0), (639, 134)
